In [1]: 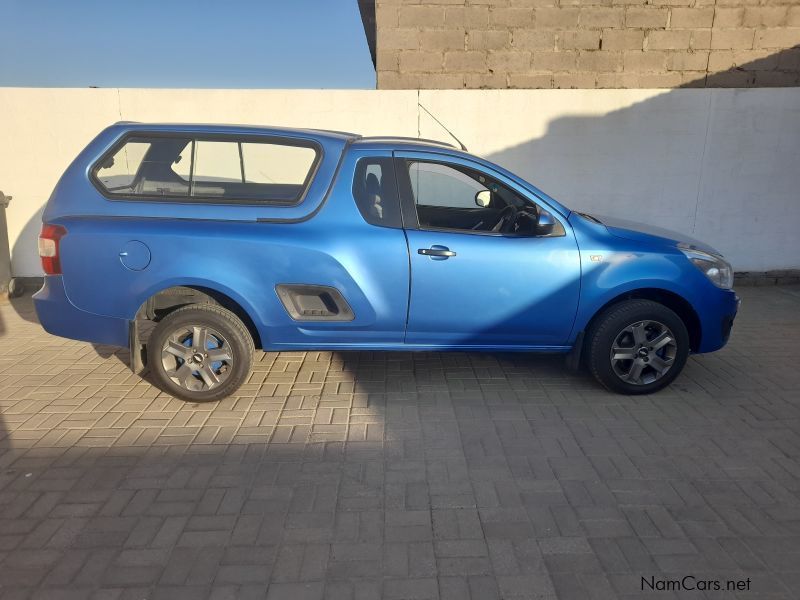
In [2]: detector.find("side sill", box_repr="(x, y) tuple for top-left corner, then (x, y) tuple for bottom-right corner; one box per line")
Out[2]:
(266, 343), (572, 353)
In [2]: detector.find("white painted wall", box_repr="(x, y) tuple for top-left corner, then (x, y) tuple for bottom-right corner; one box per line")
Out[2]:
(419, 89), (800, 273)
(1, 87), (798, 275)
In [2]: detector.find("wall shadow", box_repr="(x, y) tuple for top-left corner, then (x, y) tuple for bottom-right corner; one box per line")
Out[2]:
(477, 47), (800, 272)
(11, 205), (44, 290)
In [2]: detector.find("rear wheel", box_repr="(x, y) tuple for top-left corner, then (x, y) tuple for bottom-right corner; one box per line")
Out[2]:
(587, 300), (689, 395)
(147, 304), (254, 402)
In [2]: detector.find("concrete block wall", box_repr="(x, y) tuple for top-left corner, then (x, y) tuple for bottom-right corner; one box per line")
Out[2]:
(373, 0), (800, 89)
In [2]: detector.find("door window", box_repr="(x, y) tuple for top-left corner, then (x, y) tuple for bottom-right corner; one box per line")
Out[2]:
(409, 162), (486, 209)
(403, 160), (564, 237)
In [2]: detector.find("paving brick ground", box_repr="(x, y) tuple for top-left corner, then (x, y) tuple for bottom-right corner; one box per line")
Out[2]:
(0, 286), (799, 599)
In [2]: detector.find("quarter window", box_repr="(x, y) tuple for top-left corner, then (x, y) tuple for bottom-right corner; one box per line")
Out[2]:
(352, 158), (402, 228)
(93, 135), (319, 203)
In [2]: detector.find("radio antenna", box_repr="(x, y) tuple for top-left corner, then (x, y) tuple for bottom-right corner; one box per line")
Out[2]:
(418, 103), (468, 152)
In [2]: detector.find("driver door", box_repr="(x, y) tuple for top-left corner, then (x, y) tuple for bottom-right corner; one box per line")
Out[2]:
(395, 151), (581, 348)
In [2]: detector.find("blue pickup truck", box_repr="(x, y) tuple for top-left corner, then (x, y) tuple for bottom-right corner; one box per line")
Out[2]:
(34, 122), (738, 401)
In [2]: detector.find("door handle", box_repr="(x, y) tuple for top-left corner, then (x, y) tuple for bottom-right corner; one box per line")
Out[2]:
(418, 246), (456, 258)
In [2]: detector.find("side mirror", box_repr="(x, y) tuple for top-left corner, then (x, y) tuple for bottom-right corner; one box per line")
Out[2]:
(475, 190), (491, 207)
(536, 210), (556, 236)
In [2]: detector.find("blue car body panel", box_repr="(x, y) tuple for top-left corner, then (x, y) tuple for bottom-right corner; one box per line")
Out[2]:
(34, 122), (738, 360)
(35, 275), (130, 347)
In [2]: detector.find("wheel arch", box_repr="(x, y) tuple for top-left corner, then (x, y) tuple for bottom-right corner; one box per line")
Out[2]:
(582, 287), (701, 353)
(134, 283), (263, 350)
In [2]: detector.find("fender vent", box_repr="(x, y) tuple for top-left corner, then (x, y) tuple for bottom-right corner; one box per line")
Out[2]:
(276, 284), (355, 322)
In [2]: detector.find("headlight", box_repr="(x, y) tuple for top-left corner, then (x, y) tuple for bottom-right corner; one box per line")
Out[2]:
(679, 244), (733, 289)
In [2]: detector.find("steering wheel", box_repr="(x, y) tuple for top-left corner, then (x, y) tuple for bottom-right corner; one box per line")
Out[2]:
(491, 204), (519, 233)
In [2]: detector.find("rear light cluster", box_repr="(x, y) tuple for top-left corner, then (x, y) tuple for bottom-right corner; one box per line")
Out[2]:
(38, 224), (67, 275)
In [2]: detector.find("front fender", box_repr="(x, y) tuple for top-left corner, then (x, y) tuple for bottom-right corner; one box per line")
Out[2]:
(569, 218), (714, 345)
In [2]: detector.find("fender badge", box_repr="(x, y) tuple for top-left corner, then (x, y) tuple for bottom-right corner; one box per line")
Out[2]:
(590, 255), (603, 262)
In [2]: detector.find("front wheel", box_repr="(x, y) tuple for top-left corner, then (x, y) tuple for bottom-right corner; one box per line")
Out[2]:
(147, 304), (254, 402)
(586, 300), (689, 395)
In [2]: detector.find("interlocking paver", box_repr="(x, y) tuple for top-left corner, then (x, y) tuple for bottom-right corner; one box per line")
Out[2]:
(1, 286), (799, 598)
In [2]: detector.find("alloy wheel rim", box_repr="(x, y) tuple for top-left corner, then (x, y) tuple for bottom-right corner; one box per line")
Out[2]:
(609, 320), (677, 386)
(161, 325), (233, 392)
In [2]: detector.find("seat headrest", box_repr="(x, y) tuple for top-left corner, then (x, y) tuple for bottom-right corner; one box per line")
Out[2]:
(365, 172), (381, 197)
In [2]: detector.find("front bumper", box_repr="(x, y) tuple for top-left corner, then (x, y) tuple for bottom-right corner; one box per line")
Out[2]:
(696, 289), (739, 353)
(33, 275), (130, 347)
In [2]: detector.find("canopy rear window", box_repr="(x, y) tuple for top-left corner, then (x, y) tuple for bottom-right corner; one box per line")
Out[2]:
(92, 134), (320, 204)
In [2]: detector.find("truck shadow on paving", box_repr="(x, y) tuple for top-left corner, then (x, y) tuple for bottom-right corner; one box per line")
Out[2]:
(0, 297), (586, 598)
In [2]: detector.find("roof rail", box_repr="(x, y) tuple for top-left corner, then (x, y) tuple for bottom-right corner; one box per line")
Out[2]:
(308, 128), (361, 138)
(360, 136), (456, 149)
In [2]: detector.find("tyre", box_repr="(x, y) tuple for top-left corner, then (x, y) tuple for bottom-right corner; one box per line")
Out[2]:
(147, 304), (254, 402)
(586, 300), (689, 395)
